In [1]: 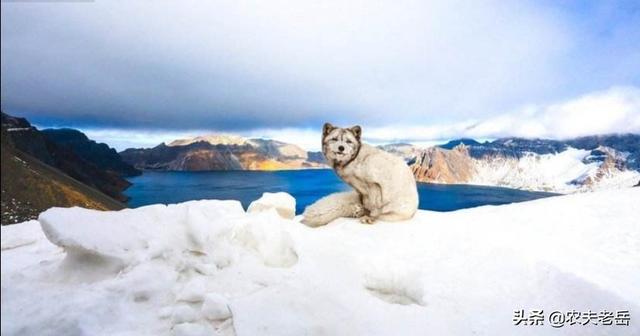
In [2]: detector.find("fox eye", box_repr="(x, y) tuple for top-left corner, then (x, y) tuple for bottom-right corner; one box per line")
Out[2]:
(331, 137), (338, 141)
(346, 140), (352, 144)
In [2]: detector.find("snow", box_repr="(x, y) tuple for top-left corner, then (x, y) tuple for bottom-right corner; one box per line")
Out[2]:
(167, 134), (248, 147)
(247, 192), (296, 219)
(6, 127), (32, 132)
(472, 147), (640, 192)
(2, 189), (640, 335)
(201, 293), (232, 321)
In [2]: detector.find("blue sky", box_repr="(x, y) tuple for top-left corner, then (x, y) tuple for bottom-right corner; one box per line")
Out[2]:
(1, 0), (639, 150)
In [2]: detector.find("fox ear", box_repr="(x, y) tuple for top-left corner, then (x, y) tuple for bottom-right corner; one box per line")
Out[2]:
(350, 125), (362, 140)
(323, 123), (335, 137)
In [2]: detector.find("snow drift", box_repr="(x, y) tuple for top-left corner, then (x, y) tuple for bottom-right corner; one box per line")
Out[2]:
(2, 189), (639, 335)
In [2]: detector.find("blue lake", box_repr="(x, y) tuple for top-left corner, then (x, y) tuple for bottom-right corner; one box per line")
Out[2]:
(125, 169), (557, 214)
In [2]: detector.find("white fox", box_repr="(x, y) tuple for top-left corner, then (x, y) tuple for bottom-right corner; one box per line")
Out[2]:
(301, 123), (418, 226)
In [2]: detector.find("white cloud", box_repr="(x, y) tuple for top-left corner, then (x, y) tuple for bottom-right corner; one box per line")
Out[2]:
(6, 0), (637, 130)
(81, 86), (640, 151)
(466, 86), (640, 139)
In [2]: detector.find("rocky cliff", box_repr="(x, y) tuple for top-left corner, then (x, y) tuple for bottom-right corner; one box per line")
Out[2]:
(410, 134), (640, 192)
(1, 113), (125, 224)
(42, 128), (141, 177)
(1, 112), (135, 203)
(412, 144), (475, 183)
(120, 135), (327, 171)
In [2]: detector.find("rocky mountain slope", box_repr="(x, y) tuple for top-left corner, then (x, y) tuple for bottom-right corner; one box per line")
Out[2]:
(411, 134), (640, 192)
(42, 128), (141, 177)
(1, 113), (138, 203)
(120, 135), (326, 171)
(1, 114), (125, 224)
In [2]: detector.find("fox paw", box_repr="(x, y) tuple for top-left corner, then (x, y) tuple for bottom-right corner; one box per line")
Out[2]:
(351, 204), (366, 218)
(360, 216), (376, 224)
(369, 208), (381, 218)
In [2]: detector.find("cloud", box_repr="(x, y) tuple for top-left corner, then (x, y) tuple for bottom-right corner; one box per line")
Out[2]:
(469, 86), (640, 139)
(79, 86), (640, 151)
(2, 0), (638, 132)
(360, 86), (640, 143)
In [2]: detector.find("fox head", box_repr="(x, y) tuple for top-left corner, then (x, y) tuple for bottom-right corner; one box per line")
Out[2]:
(322, 123), (362, 167)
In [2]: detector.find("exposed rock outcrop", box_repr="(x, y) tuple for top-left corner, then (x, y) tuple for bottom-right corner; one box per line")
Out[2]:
(120, 135), (326, 171)
(1, 112), (134, 203)
(1, 112), (125, 224)
(409, 135), (640, 193)
(412, 144), (475, 184)
(42, 129), (140, 177)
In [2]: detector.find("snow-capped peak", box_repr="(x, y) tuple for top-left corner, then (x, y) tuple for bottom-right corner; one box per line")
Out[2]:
(166, 134), (248, 147)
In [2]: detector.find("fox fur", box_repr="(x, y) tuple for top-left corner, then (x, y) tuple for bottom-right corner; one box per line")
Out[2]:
(301, 123), (418, 226)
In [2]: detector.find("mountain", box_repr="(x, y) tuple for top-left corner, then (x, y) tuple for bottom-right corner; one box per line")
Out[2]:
(1, 113), (135, 202)
(376, 143), (421, 164)
(438, 138), (484, 149)
(120, 133), (639, 191)
(1, 113), (125, 224)
(412, 144), (475, 183)
(42, 128), (141, 177)
(411, 134), (640, 192)
(120, 135), (327, 171)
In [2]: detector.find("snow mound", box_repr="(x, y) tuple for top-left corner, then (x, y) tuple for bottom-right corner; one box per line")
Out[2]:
(2, 189), (640, 335)
(231, 210), (298, 267)
(247, 192), (296, 219)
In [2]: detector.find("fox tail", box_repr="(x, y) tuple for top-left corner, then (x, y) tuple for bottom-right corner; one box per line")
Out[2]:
(300, 191), (364, 227)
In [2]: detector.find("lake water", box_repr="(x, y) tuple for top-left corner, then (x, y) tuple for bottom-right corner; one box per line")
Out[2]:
(125, 170), (557, 214)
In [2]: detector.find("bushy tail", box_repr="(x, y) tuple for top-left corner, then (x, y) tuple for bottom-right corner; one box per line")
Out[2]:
(301, 191), (364, 227)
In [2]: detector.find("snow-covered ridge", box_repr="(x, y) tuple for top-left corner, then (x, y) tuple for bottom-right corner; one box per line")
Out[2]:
(123, 134), (323, 171)
(165, 134), (309, 160)
(412, 144), (640, 193)
(471, 147), (640, 192)
(167, 134), (249, 147)
(2, 190), (639, 335)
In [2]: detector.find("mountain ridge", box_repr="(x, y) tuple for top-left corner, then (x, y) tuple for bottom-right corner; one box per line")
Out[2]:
(42, 128), (141, 177)
(1, 112), (126, 224)
(120, 135), (326, 171)
(412, 134), (640, 192)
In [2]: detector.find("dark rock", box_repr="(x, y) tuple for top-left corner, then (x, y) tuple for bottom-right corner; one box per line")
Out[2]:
(1, 112), (125, 224)
(42, 128), (141, 177)
(1, 112), (133, 202)
(120, 138), (326, 171)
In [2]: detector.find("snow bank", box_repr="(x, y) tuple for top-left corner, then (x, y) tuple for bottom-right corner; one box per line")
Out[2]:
(2, 189), (639, 335)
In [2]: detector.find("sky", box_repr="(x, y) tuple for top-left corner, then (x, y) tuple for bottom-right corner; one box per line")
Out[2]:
(1, 0), (639, 151)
